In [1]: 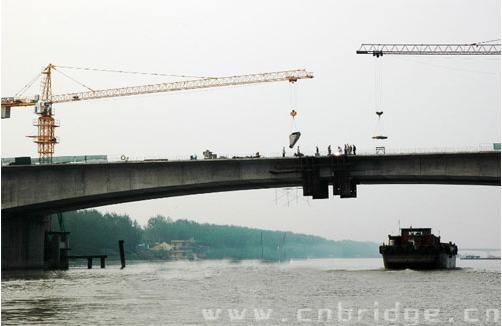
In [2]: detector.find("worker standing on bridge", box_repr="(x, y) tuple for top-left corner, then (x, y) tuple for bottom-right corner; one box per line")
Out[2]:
(328, 145), (332, 156)
(353, 145), (356, 155)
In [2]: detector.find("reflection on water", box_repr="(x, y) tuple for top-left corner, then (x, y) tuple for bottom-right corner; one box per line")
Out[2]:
(2, 259), (500, 325)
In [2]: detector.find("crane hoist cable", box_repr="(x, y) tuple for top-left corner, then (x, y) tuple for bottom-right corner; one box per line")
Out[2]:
(373, 57), (382, 110)
(288, 81), (301, 149)
(289, 81), (298, 130)
(372, 57), (387, 141)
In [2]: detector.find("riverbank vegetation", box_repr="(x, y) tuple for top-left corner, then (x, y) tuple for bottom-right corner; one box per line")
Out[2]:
(58, 210), (379, 260)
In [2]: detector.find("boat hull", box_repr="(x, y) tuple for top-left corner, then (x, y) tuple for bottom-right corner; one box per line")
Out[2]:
(382, 252), (456, 270)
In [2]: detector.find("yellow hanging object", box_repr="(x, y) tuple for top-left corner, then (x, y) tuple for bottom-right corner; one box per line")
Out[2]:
(290, 109), (297, 118)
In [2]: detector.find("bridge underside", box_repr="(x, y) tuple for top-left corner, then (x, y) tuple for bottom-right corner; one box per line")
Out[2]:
(2, 179), (301, 216)
(357, 176), (499, 185)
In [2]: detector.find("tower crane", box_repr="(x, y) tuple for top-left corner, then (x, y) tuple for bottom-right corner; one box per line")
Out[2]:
(356, 42), (501, 57)
(356, 40), (500, 145)
(1, 64), (313, 162)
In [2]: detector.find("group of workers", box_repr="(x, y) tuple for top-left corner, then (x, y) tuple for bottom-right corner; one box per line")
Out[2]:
(327, 144), (356, 156)
(281, 144), (357, 158)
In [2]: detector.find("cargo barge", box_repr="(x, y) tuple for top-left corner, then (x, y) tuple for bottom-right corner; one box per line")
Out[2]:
(380, 228), (457, 270)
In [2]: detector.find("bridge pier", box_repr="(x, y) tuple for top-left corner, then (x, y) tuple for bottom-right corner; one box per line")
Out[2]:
(331, 157), (357, 198)
(2, 214), (51, 270)
(1, 214), (70, 270)
(301, 156), (358, 199)
(302, 157), (329, 199)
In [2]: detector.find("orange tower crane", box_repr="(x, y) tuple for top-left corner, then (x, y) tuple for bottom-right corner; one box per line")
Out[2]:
(2, 64), (313, 163)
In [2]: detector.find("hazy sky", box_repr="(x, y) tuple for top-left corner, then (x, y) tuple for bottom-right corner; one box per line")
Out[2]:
(2, 0), (500, 247)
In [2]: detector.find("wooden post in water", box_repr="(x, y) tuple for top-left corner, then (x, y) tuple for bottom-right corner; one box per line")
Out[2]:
(100, 256), (106, 268)
(119, 240), (126, 269)
(87, 257), (92, 269)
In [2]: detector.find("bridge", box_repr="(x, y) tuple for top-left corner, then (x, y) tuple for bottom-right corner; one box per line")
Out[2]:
(2, 152), (500, 215)
(1, 151), (500, 270)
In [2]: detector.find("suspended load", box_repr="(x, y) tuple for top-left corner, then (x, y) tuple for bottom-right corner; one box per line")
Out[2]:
(289, 132), (301, 148)
(288, 109), (301, 148)
(372, 111), (388, 140)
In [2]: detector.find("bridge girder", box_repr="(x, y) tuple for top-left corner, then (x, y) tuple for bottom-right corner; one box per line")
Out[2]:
(2, 152), (500, 216)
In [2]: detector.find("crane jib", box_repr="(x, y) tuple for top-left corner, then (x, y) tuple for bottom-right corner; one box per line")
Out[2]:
(356, 43), (501, 56)
(51, 69), (313, 104)
(2, 69), (313, 106)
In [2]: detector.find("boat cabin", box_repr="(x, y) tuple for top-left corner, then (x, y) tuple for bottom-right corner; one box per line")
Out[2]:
(387, 228), (439, 247)
(401, 228), (432, 236)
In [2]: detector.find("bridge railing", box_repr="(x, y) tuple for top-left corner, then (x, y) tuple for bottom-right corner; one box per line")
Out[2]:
(2, 144), (499, 166)
(103, 145), (499, 163)
(354, 143), (499, 156)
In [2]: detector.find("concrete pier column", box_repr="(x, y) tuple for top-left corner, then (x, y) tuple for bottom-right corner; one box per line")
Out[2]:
(46, 231), (71, 270)
(1, 214), (50, 270)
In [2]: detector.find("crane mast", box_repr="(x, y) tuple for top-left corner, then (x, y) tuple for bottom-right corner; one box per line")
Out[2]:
(30, 64), (58, 162)
(356, 43), (501, 57)
(1, 65), (313, 162)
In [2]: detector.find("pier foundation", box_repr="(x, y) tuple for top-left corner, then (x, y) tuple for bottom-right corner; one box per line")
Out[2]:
(1, 214), (50, 270)
(2, 214), (70, 270)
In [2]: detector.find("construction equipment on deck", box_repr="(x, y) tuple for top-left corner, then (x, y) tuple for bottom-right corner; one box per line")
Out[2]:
(2, 64), (313, 163)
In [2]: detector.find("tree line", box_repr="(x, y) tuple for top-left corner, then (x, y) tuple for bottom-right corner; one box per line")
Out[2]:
(57, 210), (379, 259)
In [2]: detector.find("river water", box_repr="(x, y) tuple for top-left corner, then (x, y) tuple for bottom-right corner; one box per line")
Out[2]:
(2, 259), (500, 325)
